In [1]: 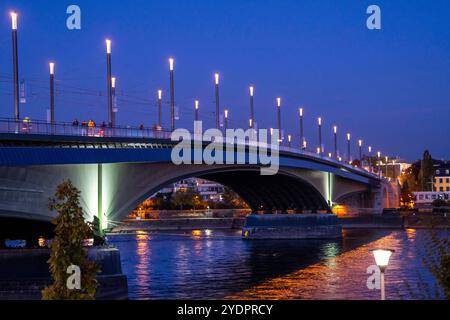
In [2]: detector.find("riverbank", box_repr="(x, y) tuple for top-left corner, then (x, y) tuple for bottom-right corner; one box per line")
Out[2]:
(111, 214), (449, 233)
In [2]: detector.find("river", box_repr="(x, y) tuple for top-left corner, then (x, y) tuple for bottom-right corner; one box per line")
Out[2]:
(108, 228), (444, 300)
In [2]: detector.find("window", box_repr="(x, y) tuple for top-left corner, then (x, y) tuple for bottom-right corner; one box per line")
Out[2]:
(436, 170), (440, 175)
(447, 178), (450, 183)
(440, 178), (443, 183)
(446, 170), (450, 175)
(440, 187), (444, 191)
(447, 187), (450, 192)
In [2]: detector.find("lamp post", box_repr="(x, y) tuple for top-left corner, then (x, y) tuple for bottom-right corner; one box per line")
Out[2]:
(11, 11), (20, 121)
(288, 134), (292, 148)
(157, 89), (162, 128)
(299, 108), (304, 149)
(106, 39), (113, 127)
(224, 109), (229, 130)
(377, 151), (382, 177)
(318, 117), (323, 155)
(195, 99), (199, 122)
(49, 62), (55, 124)
(347, 133), (351, 164)
(371, 249), (394, 300)
(249, 86), (254, 129)
(215, 73), (220, 129)
(359, 139), (363, 165)
(368, 146), (373, 172)
(333, 126), (338, 159)
(303, 139), (307, 151)
(169, 58), (175, 131)
(277, 97), (282, 142)
(111, 77), (116, 127)
(385, 156), (389, 178)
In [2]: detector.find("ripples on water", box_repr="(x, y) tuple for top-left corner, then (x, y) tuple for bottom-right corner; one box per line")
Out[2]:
(108, 229), (444, 300)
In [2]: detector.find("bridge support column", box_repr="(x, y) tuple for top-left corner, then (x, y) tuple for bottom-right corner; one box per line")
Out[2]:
(98, 164), (104, 236)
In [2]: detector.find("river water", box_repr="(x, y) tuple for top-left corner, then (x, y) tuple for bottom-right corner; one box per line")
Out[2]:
(108, 228), (444, 300)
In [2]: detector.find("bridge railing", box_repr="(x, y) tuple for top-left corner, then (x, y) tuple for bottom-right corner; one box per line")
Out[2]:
(0, 117), (381, 179)
(0, 117), (173, 140)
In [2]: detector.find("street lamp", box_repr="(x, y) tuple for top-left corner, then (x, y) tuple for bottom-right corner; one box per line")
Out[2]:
(318, 117), (322, 155)
(347, 133), (351, 163)
(111, 77), (117, 127)
(371, 249), (395, 300)
(333, 126), (338, 159)
(385, 156), (389, 178)
(368, 146), (373, 172)
(224, 108), (229, 129)
(49, 62), (55, 124)
(169, 58), (175, 131)
(377, 151), (382, 177)
(106, 39), (113, 127)
(276, 97), (282, 142)
(249, 86), (254, 128)
(359, 139), (363, 165)
(288, 134), (292, 148)
(215, 73), (220, 129)
(195, 99), (199, 122)
(11, 11), (20, 121)
(157, 89), (163, 128)
(299, 108), (304, 149)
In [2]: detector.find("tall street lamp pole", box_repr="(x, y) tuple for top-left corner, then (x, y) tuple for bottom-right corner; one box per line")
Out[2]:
(277, 97), (282, 142)
(347, 133), (351, 163)
(318, 117), (322, 155)
(169, 58), (175, 131)
(359, 139), (363, 165)
(111, 77), (116, 126)
(224, 109), (229, 130)
(106, 39), (113, 127)
(368, 146), (373, 172)
(299, 108), (304, 149)
(215, 73), (220, 129)
(377, 151), (382, 178)
(157, 89), (162, 128)
(11, 12), (20, 121)
(195, 100), (199, 122)
(333, 126), (338, 159)
(249, 86), (254, 129)
(49, 62), (55, 124)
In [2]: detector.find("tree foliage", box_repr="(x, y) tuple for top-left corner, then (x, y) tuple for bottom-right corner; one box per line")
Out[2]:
(42, 180), (100, 300)
(419, 150), (434, 191)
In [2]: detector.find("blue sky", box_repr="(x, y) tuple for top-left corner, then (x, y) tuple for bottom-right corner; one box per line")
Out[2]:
(0, 0), (449, 161)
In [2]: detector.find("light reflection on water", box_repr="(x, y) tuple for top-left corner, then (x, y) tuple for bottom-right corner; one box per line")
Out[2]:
(108, 229), (442, 300)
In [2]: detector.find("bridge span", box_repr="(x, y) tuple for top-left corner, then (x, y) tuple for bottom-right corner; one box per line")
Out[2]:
(0, 119), (399, 230)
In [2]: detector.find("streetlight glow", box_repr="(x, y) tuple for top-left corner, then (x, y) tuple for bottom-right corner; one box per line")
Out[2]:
(158, 89), (162, 100)
(318, 117), (322, 126)
(347, 133), (351, 141)
(224, 109), (228, 118)
(299, 107), (303, 117)
(334, 126), (337, 134)
(249, 86), (254, 97)
(11, 11), (18, 30)
(49, 62), (55, 75)
(277, 97), (281, 107)
(106, 39), (111, 54)
(359, 139), (362, 147)
(111, 77), (116, 88)
(215, 73), (220, 85)
(372, 249), (394, 269)
(369, 146), (372, 153)
(195, 100), (199, 110)
(169, 57), (174, 71)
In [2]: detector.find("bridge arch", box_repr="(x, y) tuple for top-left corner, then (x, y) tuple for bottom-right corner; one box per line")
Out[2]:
(115, 166), (330, 222)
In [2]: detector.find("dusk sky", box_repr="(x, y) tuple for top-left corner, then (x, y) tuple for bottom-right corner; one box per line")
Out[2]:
(0, 0), (449, 161)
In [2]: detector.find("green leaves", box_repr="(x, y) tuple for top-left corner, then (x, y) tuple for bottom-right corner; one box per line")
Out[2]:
(42, 180), (100, 300)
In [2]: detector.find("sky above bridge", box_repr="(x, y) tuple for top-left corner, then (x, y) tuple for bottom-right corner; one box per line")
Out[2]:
(0, 0), (449, 161)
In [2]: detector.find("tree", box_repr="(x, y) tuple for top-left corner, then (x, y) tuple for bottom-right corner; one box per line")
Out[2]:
(419, 150), (434, 191)
(42, 180), (100, 300)
(400, 180), (414, 209)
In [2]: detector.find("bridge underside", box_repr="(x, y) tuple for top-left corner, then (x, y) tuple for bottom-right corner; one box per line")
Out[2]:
(200, 171), (329, 213)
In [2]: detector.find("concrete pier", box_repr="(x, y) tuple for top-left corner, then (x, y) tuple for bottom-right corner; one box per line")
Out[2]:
(242, 214), (342, 240)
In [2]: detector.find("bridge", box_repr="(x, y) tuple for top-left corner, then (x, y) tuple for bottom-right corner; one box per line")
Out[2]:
(0, 118), (399, 232)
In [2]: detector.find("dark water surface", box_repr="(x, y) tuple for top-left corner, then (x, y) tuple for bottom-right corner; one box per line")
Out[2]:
(108, 229), (443, 300)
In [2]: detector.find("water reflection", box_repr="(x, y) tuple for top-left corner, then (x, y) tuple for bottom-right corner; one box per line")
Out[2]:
(109, 229), (441, 300)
